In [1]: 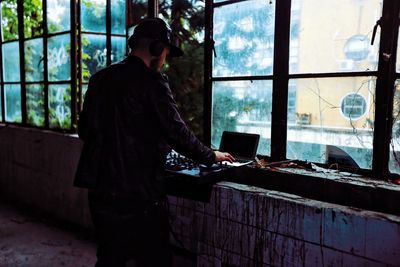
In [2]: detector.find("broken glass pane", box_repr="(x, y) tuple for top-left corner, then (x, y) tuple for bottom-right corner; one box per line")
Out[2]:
(2, 41), (21, 82)
(287, 77), (375, 169)
(4, 84), (21, 123)
(111, 0), (126, 34)
(390, 80), (400, 174)
(25, 38), (44, 82)
(212, 80), (272, 155)
(26, 84), (45, 127)
(47, 0), (70, 33)
(1, 0), (19, 41)
(81, 0), (106, 33)
(49, 84), (71, 129)
(48, 34), (71, 81)
(213, 0), (275, 77)
(290, 0), (381, 74)
(82, 34), (107, 82)
(111, 36), (126, 63)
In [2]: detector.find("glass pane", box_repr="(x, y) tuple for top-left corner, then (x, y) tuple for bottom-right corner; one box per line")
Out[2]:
(390, 80), (400, 174)
(24, 0), (43, 38)
(290, 0), (381, 74)
(26, 84), (45, 126)
(1, 0), (19, 41)
(127, 0), (147, 27)
(82, 34), (107, 82)
(81, 0), (106, 33)
(82, 83), (88, 104)
(111, 0), (126, 34)
(2, 42), (20, 82)
(397, 33), (400, 73)
(212, 80), (272, 155)
(111, 36), (126, 63)
(213, 0), (275, 77)
(287, 77), (375, 169)
(49, 84), (71, 129)
(48, 34), (71, 81)
(4, 84), (21, 123)
(25, 38), (44, 82)
(47, 0), (70, 33)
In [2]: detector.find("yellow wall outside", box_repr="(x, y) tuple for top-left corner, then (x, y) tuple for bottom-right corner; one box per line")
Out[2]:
(294, 0), (381, 129)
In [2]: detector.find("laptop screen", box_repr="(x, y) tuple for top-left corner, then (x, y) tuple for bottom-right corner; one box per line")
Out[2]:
(219, 131), (260, 159)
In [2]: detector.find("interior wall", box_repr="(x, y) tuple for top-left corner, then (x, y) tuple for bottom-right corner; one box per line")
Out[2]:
(0, 126), (399, 266)
(0, 126), (91, 227)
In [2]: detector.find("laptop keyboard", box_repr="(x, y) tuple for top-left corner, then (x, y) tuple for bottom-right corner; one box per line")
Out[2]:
(236, 158), (251, 163)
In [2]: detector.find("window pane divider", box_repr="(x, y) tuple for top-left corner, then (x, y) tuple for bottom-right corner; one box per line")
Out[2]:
(17, 0), (26, 124)
(43, 0), (49, 128)
(70, 0), (78, 131)
(372, 0), (400, 177)
(270, 0), (291, 161)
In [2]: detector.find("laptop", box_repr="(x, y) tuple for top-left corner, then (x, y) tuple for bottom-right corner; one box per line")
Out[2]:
(219, 131), (260, 167)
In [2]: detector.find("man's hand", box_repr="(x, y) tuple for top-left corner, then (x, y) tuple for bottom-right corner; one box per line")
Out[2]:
(214, 151), (235, 163)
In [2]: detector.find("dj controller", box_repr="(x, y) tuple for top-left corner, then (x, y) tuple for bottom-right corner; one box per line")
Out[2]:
(165, 150), (233, 185)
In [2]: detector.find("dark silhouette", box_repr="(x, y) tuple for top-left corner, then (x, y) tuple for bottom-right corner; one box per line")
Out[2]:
(74, 18), (233, 267)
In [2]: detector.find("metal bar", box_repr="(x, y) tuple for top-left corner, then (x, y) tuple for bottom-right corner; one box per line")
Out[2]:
(203, 0), (213, 146)
(80, 31), (125, 37)
(211, 71), (379, 82)
(43, 0), (49, 128)
(17, 0), (26, 125)
(270, 0), (291, 161)
(372, 0), (400, 177)
(212, 76), (273, 82)
(148, 0), (158, 18)
(212, 0), (248, 8)
(106, 0), (111, 66)
(0, 10), (3, 123)
(288, 71), (379, 79)
(70, 0), (78, 131)
(77, 0), (82, 112)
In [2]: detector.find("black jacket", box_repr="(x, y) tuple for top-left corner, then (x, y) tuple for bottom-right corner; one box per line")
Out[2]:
(74, 56), (215, 200)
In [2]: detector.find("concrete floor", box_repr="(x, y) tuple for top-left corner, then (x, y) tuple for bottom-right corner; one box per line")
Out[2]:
(0, 201), (96, 267)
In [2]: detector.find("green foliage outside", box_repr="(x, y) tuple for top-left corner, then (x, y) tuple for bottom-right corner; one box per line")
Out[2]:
(1, 0), (18, 41)
(159, 0), (206, 140)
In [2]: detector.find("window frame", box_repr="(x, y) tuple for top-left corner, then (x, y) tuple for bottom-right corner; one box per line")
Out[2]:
(204, 0), (400, 179)
(0, 0), (127, 132)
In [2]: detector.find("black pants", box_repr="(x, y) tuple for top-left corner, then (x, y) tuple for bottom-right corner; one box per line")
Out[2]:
(88, 191), (172, 267)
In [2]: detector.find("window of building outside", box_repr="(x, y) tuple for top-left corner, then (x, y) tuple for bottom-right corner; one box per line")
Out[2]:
(210, 0), (390, 172)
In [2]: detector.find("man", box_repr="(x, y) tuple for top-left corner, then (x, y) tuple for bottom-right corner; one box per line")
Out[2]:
(74, 18), (234, 267)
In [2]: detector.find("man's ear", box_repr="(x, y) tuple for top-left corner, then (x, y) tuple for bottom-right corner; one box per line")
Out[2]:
(149, 41), (165, 57)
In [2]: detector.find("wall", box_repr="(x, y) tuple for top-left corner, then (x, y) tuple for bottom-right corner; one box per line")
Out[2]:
(169, 182), (400, 266)
(0, 126), (92, 227)
(0, 126), (399, 266)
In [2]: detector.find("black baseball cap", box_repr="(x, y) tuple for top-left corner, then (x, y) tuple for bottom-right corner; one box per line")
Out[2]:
(128, 18), (183, 57)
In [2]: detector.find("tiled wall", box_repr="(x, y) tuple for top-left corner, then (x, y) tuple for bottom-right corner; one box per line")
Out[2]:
(168, 182), (400, 267)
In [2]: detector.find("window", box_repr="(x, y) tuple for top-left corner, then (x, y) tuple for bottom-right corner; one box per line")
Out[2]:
(207, 0), (400, 177)
(0, 0), (126, 131)
(210, 0), (275, 154)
